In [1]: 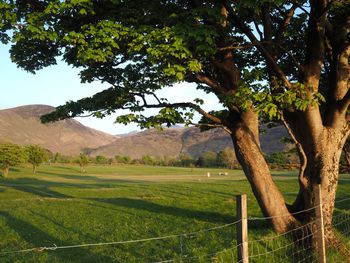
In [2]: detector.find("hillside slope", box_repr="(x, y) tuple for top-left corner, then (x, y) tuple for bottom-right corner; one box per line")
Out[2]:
(91, 125), (290, 158)
(0, 105), (117, 155)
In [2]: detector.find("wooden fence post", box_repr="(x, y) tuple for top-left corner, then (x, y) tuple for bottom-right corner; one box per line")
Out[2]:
(315, 184), (326, 263)
(237, 194), (249, 263)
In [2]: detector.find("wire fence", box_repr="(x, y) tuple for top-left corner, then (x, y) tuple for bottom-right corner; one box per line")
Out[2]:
(0, 196), (349, 262)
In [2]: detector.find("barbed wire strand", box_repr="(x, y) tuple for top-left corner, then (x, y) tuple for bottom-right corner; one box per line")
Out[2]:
(248, 205), (319, 221)
(0, 219), (241, 256)
(335, 197), (350, 204)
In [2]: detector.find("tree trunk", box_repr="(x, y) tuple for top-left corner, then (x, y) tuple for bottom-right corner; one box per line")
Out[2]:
(229, 110), (297, 233)
(291, 124), (349, 248)
(32, 165), (37, 174)
(229, 107), (349, 248)
(2, 166), (9, 177)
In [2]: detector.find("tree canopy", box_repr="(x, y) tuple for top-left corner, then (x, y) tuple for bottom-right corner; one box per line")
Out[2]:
(26, 144), (49, 173)
(0, 0), (329, 127)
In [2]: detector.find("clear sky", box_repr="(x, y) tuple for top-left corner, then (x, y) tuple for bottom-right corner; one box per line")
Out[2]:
(0, 45), (221, 135)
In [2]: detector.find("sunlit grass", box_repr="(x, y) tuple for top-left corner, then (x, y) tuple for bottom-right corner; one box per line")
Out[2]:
(0, 164), (348, 262)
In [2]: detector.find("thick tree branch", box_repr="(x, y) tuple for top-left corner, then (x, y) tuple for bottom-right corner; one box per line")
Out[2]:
(253, 19), (263, 41)
(293, 1), (311, 16)
(194, 73), (227, 94)
(261, 4), (273, 42)
(317, 0), (339, 20)
(275, 5), (297, 44)
(303, 0), (327, 82)
(151, 92), (162, 104)
(225, 9), (293, 89)
(212, 52), (241, 91)
(217, 41), (303, 75)
(189, 122), (232, 134)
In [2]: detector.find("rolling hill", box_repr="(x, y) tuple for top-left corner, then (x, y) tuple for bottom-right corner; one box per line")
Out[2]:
(0, 105), (291, 158)
(0, 105), (117, 155)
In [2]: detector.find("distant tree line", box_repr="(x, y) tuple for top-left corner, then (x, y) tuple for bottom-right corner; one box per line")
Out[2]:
(50, 147), (241, 169)
(48, 147), (302, 171)
(5, 142), (347, 178)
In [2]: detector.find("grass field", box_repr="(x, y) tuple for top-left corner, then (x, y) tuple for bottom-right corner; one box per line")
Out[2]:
(0, 164), (349, 262)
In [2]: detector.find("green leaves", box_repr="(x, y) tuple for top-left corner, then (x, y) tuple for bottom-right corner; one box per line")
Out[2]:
(116, 107), (187, 130)
(25, 145), (49, 172)
(0, 1), (16, 44)
(3, 0), (334, 130)
(221, 81), (326, 120)
(0, 143), (27, 172)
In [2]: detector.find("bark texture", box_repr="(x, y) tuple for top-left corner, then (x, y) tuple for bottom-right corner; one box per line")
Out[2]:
(229, 109), (297, 233)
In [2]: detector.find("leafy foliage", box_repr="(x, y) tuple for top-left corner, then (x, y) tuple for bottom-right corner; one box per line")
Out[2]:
(0, 1), (348, 128)
(217, 148), (237, 169)
(95, 155), (108, 165)
(0, 0), (295, 126)
(26, 145), (49, 173)
(77, 152), (90, 171)
(0, 143), (27, 176)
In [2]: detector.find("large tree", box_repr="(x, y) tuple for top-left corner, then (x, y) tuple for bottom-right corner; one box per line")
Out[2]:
(1, 0), (349, 247)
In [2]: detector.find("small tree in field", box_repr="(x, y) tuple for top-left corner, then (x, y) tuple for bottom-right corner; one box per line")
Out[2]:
(0, 143), (27, 177)
(115, 155), (131, 164)
(217, 148), (237, 169)
(197, 151), (218, 167)
(26, 145), (49, 174)
(77, 153), (89, 172)
(95, 155), (108, 165)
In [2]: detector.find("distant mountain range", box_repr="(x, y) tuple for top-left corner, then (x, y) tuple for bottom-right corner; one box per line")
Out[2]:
(0, 105), (291, 158)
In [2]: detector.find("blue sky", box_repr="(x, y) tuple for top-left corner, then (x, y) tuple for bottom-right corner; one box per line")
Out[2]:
(0, 45), (220, 134)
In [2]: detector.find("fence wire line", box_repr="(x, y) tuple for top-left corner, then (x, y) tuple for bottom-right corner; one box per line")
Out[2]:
(0, 197), (349, 259)
(247, 195), (350, 222)
(248, 218), (318, 244)
(156, 217), (327, 263)
(248, 205), (319, 221)
(243, 213), (350, 262)
(247, 220), (320, 263)
(334, 197), (350, 204)
(0, 220), (241, 256)
(153, 217), (327, 263)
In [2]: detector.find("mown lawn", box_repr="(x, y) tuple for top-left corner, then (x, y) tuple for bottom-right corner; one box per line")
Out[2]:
(0, 164), (348, 262)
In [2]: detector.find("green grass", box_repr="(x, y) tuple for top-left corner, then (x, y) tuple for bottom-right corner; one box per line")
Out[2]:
(0, 164), (349, 262)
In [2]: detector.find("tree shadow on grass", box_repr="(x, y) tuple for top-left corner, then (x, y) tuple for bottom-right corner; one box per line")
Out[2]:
(0, 177), (132, 198)
(28, 210), (95, 241)
(9, 168), (21, 172)
(0, 178), (70, 199)
(51, 165), (81, 172)
(36, 171), (139, 185)
(0, 211), (115, 263)
(92, 197), (234, 224)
